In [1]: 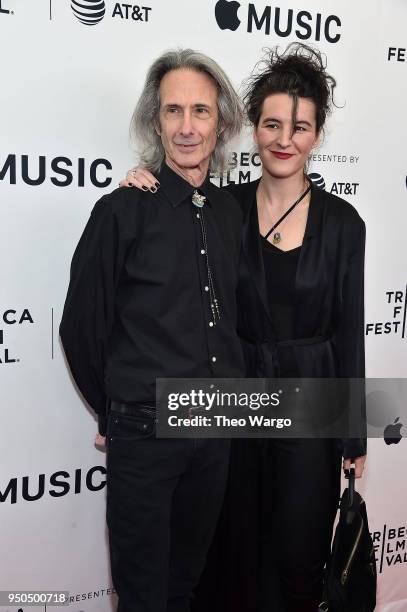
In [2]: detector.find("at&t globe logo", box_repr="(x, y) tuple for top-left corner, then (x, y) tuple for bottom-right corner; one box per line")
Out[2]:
(308, 172), (326, 190)
(71, 0), (106, 26)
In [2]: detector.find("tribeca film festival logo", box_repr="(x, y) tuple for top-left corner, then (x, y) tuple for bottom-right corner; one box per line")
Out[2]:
(0, 466), (106, 504)
(0, 308), (33, 365)
(68, 0), (151, 25)
(0, 154), (112, 187)
(213, 150), (262, 187)
(214, 0), (341, 43)
(366, 287), (407, 339)
(387, 46), (406, 63)
(372, 524), (407, 573)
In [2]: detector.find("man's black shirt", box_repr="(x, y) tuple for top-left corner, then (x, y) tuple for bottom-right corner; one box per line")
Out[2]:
(60, 164), (245, 433)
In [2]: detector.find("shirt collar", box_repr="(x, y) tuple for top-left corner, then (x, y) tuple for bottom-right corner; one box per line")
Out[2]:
(157, 162), (214, 208)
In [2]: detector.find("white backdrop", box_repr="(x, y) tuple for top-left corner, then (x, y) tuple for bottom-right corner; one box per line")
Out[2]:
(1, 1), (406, 611)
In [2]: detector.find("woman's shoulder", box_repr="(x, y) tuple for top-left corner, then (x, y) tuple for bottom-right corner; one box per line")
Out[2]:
(313, 185), (365, 230)
(223, 178), (260, 215)
(207, 181), (243, 226)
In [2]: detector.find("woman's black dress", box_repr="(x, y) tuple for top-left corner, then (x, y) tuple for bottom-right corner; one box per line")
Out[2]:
(192, 239), (341, 612)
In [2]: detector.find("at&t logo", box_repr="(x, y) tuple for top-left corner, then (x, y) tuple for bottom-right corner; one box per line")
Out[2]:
(71, 0), (106, 25)
(214, 0), (341, 43)
(309, 172), (325, 190)
(308, 172), (359, 196)
(70, 0), (152, 25)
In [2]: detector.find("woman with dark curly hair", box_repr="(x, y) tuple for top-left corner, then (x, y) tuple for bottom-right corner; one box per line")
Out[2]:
(122, 43), (367, 612)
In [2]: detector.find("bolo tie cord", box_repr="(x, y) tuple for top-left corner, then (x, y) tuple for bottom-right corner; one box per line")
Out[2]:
(192, 190), (221, 325)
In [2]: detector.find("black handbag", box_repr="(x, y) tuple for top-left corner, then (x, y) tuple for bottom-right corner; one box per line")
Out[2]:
(318, 468), (377, 612)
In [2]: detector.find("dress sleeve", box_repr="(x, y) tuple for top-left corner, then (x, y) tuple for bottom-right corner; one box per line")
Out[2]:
(60, 194), (128, 435)
(331, 217), (367, 459)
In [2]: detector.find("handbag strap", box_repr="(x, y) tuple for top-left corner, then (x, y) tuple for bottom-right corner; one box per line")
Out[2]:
(344, 467), (355, 506)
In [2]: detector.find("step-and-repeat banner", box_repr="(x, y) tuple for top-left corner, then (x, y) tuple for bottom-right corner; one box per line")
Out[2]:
(1, 0), (406, 610)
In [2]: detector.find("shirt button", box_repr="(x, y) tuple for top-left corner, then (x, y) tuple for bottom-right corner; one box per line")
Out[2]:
(295, 387), (300, 393)
(201, 249), (205, 255)
(212, 356), (217, 362)
(204, 286), (209, 292)
(209, 322), (214, 327)
(278, 389), (283, 394)
(196, 213), (200, 218)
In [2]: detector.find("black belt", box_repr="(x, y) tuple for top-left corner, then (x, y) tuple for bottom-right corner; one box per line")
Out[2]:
(110, 401), (207, 420)
(110, 401), (156, 417)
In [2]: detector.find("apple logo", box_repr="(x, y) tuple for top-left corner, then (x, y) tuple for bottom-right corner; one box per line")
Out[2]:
(384, 417), (403, 445)
(215, 0), (241, 31)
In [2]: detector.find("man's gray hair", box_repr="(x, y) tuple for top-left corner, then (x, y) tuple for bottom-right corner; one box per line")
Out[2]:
(131, 49), (243, 174)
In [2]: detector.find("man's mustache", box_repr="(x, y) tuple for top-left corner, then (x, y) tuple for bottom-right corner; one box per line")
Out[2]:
(173, 140), (202, 146)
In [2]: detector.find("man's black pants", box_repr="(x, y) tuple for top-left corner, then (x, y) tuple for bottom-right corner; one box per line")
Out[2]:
(106, 409), (230, 612)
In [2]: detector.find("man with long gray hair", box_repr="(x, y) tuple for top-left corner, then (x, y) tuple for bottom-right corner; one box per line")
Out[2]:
(60, 49), (245, 612)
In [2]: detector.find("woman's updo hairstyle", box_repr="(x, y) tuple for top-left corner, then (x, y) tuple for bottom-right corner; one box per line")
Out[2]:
(243, 43), (336, 133)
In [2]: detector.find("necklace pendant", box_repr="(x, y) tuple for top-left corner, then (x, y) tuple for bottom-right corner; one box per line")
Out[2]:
(192, 190), (206, 208)
(272, 232), (282, 245)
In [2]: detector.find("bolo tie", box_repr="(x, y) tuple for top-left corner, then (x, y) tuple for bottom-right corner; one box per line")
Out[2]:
(264, 182), (311, 245)
(191, 190), (221, 325)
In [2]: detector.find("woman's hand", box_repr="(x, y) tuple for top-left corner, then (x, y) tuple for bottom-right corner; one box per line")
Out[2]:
(119, 166), (159, 192)
(343, 454), (366, 478)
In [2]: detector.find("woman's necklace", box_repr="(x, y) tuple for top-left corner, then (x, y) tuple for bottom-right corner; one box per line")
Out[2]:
(263, 181), (311, 245)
